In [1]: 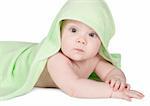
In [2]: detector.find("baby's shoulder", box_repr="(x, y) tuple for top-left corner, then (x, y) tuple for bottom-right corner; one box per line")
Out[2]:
(47, 52), (71, 63)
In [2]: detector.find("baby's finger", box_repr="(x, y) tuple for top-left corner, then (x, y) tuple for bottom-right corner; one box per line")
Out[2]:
(125, 84), (130, 91)
(121, 95), (132, 101)
(126, 90), (144, 99)
(119, 82), (125, 91)
(131, 90), (144, 98)
(110, 79), (116, 88)
(113, 80), (121, 91)
(105, 80), (110, 84)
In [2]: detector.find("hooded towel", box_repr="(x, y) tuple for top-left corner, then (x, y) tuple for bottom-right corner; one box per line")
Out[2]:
(0, 0), (121, 100)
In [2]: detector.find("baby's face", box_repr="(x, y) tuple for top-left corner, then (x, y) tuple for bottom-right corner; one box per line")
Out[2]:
(61, 20), (101, 61)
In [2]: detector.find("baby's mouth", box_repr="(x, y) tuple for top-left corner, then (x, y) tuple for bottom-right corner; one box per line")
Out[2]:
(74, 48), (84, 52)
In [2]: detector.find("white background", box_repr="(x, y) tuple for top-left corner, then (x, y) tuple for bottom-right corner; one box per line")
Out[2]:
(0, 0), (150, 105)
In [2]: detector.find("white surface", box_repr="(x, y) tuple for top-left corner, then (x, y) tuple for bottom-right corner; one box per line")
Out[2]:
(0, 88), (149, 106)
(0, 0), (150, 105)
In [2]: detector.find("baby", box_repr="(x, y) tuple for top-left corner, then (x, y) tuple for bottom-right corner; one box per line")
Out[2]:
(0, 0), (145, 101)
(35, 19), (144, 101)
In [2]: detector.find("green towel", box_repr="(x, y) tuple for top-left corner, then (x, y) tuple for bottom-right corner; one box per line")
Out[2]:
(0, 0), (121, 100)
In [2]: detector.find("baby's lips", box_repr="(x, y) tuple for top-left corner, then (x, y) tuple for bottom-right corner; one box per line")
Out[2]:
(74, 48), (85, 52)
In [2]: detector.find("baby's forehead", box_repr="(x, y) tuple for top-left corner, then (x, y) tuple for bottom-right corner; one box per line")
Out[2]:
(64, 20), (81, 25)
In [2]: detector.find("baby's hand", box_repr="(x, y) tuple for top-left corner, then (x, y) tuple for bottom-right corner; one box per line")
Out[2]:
(105, 77), (130, 91)
(111, 89), (144, 101)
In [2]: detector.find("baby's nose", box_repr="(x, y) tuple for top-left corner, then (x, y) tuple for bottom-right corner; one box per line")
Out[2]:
(76, 38), (87, 45)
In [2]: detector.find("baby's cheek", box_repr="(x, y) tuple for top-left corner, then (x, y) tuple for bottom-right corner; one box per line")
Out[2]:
(61, 39), (71, 49)
(93, 44), (100, 54)
(87, 47), (98, 58)
(66, 42), (74, 51)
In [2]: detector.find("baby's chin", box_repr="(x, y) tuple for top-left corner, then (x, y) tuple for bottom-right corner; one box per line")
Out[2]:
(68, 54), (88, 61)
(62, 50), (91, 61)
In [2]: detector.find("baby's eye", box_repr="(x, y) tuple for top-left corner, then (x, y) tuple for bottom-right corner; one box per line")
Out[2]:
(89, 33), (97, 38)
(70, 27), (77, 33)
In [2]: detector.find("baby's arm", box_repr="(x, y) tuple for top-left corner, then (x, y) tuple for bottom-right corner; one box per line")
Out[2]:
(47, 53), (144, 100)
(47, 53), (113, 98)
(95, 56), (129, 91)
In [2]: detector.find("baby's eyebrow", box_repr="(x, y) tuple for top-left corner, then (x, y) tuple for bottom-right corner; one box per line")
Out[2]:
(67, 23), (79, 27)
(67, 24), (80, 30)
(91, 31), (97, 34)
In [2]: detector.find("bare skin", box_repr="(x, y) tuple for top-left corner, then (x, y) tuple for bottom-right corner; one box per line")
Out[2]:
(35, 52), (99, 88)
(35, 20), (144, 101)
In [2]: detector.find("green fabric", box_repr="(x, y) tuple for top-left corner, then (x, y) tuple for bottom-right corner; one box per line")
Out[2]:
(0, 0), (121, 100)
